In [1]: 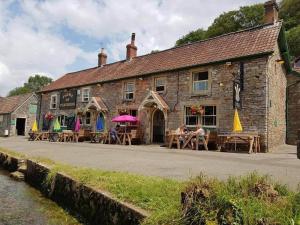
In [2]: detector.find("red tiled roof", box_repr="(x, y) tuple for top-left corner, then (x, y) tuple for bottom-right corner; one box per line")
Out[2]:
(42, 23), (282, 92)
(0, 93), (33, 114)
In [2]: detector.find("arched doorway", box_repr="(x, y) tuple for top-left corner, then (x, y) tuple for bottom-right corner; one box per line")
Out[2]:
(152, 109), (165, 143)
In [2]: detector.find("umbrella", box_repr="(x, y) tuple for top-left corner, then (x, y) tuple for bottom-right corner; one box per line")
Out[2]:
(112, 115), (138, 123)
(233, 109), (243, 151)
(96, 116), (104, 131)
(53, 118), (61, 132)
(32, 120), (38, 132)
(74, 117), (81, 132)
(233, 109), (243, 132)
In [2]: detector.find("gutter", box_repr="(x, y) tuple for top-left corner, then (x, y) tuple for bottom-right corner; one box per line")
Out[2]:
(39, 51), (274, 94)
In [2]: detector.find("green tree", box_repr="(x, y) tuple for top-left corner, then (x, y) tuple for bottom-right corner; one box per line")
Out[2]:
(286, 25), (300, 57)
(279, 0), (300, 31)
(175, 28), (207, 46)
(7, 74), (52, 97)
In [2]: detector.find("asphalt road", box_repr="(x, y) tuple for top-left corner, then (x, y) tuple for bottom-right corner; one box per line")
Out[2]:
(1, 137), (299, 190)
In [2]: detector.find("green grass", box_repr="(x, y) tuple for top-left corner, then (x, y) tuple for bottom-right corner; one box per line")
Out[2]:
(1, 148), (299, 225)
(0, 147), (26, 158)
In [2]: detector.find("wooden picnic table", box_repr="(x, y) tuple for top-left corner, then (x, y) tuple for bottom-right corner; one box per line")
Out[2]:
(118, 132), (132, 145)
(28, 132), (37, 141)
(90, 132), (108, 143)
(108, 132), (122, 144)
(182, 133), (209, 151)
(62, 131), (75, 142)
(34, 131), (49, 141)
(49, 132), (63, 142)
(218, 133), (260, 154)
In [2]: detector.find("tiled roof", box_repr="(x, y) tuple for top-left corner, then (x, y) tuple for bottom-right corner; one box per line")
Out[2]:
(42, 23), (282, 92)
(0, 93), (33, 114)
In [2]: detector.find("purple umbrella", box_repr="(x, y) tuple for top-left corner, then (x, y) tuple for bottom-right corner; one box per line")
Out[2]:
(75, 117), (81, 132)
(112, 115), (138, 123)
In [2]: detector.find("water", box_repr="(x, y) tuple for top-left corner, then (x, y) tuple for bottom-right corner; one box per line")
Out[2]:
(0, 169), (82, 225)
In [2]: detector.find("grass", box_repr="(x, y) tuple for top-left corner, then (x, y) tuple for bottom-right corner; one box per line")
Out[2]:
(0, 147), (26, 158)
(1, 148), (299, 225)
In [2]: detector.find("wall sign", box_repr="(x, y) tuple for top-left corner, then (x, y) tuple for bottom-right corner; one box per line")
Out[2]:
(233, 81), (242, 109)
(59, 90), (77, 109)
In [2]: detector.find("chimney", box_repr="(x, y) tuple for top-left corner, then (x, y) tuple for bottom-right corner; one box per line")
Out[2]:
(264, 0), (279, 24)
(98, 48), (107, 67)
(126, 33), (137, 60)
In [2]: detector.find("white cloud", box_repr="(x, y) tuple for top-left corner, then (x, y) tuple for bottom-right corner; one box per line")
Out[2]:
(0, 0), (265, 96)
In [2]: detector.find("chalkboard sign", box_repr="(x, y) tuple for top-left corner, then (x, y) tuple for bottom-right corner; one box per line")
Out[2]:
(233, 81), (242, 109)
(59, 90), (77, 109)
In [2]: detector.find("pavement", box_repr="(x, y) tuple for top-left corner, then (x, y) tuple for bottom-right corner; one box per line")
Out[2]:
(0, 136), (299, 190)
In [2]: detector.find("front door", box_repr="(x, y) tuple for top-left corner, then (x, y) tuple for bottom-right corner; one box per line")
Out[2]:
(16, 118), (26, 135)
(152, 109), (165, 143)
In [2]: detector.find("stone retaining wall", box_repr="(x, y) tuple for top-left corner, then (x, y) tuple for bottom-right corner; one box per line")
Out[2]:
(0, 152), (21, 171)
(26, 160), (148, 225)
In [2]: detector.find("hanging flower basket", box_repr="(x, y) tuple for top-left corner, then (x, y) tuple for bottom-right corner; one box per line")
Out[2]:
(190, 105), (205, 115)
(45, 112), (54, 121)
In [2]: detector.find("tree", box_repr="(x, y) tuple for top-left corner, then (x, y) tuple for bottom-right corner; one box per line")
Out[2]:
(175, 28), (207, 46)
(286, 25), (300, 57)
(7, 74), (52, 97)
(279, 0), (300, 31)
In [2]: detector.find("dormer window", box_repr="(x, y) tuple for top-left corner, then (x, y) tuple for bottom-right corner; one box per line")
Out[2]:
(82, 88), (90, 102)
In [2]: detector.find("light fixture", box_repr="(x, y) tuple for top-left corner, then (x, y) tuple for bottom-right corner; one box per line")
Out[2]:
(226, 61), (232, 66)
(219, 82), (224, 87)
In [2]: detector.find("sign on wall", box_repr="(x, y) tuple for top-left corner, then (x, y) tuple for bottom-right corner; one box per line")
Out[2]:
(59, 90), (77, 109)
(233, 81), (242, 109)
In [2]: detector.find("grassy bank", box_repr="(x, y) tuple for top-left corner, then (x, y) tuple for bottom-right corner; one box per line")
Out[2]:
(0, 148), (299, 225)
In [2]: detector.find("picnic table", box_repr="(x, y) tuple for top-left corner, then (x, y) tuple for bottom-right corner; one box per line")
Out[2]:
(90, 132), (108, 143)
(28, 132), (37, 141)
(217, 132), (260, 154)
(34, 131), (49, 141)
(118, 132), (132, 145)
(49, 132), (63, 142)
(167, 131), (209, 150)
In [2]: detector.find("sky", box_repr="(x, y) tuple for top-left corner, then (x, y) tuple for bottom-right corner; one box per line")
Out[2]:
(0, 0), (265, 96)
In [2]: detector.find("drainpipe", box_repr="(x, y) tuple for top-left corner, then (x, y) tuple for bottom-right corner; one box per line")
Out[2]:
(172, 71), (180, 112)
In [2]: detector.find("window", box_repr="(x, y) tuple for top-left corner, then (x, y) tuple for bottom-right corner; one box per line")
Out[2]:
(192, 71), (209, 93)
(124, 82), (134, 100)
(50, 95), (57, 109)
(58, 115), (67, 127)
(85, 112), (91, 125)
(155, 77), (166, 93)
(129, 109), (137, 117)
(0, 115), (3, 127)
(82, 88), (90, 102)
(185, 106), (217, 128)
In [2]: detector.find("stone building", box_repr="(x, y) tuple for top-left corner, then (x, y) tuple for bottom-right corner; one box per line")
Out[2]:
(0, 93), (38, 136)
(39, 1), (291, 151)
(287, 57), (300, 144)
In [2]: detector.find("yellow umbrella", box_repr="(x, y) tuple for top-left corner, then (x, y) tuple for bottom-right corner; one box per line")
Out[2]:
(32, 120), (38, 132)
(233, 109), (243, 132)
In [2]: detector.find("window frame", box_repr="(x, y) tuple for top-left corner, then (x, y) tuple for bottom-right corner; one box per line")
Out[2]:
(82, 88), (90, 102)
(50, 94), (58, 109)
(184, 105), (217, 129)
(57, 115), (67, 127)
(123, 81), (135, 101)
(191, 69), (211, 95)
(85, 111), (91, 125)
(154, 77), (166, 94)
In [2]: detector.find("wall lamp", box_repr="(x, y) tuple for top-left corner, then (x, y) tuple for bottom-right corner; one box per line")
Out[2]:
(276, 59), (285, 64)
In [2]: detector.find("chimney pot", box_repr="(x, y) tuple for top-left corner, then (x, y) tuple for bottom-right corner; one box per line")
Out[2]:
(126, 33), (137, 60)
(264, 0), (279, 24)
(98, 48), (107, 67)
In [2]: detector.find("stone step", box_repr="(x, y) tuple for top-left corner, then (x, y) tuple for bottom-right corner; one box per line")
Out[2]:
(10, 171), (25, 181)
(18, 165), (27, 173)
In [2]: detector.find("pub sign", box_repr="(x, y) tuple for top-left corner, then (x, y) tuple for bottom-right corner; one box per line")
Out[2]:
(59, 90), (77, 109)
(233, 81), (242, 109)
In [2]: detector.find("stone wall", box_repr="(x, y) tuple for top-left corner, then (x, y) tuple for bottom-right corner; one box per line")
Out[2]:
(26, 160), (147, 225)
(0, 114), (10, 136)
(287, 73), (300, 145)
(40, 55), (287, 151)
(266, 45), (287, 150)
(0, 152), (20, 172)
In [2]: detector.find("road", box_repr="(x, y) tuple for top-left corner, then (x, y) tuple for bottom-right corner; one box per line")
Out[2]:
(0, 137), (299, 189)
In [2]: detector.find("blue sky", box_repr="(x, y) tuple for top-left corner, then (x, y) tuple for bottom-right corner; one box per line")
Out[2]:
(0, 0), (264, 96)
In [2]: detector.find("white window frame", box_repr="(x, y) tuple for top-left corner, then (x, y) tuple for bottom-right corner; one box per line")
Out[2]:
(85, 112), (91, 125)
(58, 115), (67, 127)
(50, 94), (58, 109)
(185, 105), (217, 129)
(155, 77), (166, 94)
(82, 88), (90, 102)
(192, 70), (210, 94)
(124, 81), (135, 101)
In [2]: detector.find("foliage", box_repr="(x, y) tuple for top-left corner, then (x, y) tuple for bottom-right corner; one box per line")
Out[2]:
(286, 25), (300, 57)
(279, 0), (300, 31)
(176, 29), (207, 46)
(7, 74), (52, 97)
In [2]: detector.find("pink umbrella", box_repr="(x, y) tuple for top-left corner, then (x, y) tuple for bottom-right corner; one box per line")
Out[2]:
(74, 117), (81, 132)
(112, 115), (138, 123)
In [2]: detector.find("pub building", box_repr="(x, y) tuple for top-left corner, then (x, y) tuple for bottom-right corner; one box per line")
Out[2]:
(38, 1), (292, 151)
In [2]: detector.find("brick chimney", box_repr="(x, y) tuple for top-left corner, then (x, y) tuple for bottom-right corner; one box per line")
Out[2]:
(264, 0), (279, 24)
(126, 33), (137, 60)
(98, 48), (107, 67)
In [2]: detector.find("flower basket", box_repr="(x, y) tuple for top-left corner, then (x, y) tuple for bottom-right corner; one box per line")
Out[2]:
(191, 105), (205, 115)
(45, 112), (54, 121)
